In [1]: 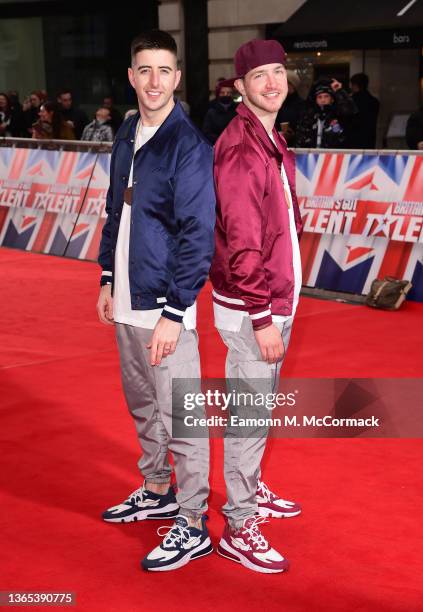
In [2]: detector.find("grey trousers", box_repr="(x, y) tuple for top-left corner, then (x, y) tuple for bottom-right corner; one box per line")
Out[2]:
(217, 316), (293, 529)
(115, 323), (209, 520)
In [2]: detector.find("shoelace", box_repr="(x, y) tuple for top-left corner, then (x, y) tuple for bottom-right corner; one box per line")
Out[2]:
(257, 480), (277, 502)
(157, 523), (191, 549)
(242, 516), (269, 551)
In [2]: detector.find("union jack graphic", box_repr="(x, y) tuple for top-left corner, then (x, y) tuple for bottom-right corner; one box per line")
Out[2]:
(296, 152), (423, 203)
(43, 213), (98, 259)
(21, 150), (62, 184)
(0, 208), (45, 250)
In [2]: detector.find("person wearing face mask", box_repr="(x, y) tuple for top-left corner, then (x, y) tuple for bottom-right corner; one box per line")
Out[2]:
(296, 78), (356, 148)
(81, 107), (114, 142)
(202, 83), (238, 144)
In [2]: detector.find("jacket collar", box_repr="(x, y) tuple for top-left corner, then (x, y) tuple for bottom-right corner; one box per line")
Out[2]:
(236, 102), (299, 226)
(116, 99), (186, 150)
(236, 101), (287, 159)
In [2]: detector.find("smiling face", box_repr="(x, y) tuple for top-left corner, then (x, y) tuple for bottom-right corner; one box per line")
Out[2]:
(128, 48), (181, 123)
(235, 63), (287, 118)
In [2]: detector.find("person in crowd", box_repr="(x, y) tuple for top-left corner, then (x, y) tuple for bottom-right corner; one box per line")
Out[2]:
(0, 92), (13, 136)
(296, 78), (356, 148)
(22, 96), (31, 113)
(57, 89), (89, 139)
(406, 107), (423, 150)
(97, 29), (215, 572)
(275, 69), (305, 146)
(23, 90), (43, 137)
(31, 100), (75, 140)
(346, 73), (380, 149)
(124, 108), (138, 120)
(207, 78), (225, 106)
(8, 90), (26, 137)
(7, 90), (22, 113)
(202, 82), (237, 144)
(178, 99), (191, 115)
(103, 96), (123, 135)
(81, 107), (114, 142)
(0, 92), (25, 137)
(210, 38), (302, 574)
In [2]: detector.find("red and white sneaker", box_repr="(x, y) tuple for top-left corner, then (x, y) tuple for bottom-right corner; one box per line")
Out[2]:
(217, 516), (289, 574)
(256, 480), (301, 518)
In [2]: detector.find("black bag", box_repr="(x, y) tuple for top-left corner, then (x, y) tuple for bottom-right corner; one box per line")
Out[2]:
(365, 276), (412, 311)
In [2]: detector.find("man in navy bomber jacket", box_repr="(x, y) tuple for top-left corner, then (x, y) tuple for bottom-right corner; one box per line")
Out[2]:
(97, 30), (215, 572)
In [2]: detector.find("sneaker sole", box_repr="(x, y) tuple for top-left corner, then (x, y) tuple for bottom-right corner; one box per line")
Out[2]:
(217, 538), (288, 574)
(257, 507), (302, 519)
(142, 537), (213, 572)
(103, 503), (180, 523)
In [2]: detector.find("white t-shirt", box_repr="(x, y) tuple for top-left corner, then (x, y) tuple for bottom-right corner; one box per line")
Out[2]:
(113, 121), (196, 330)
(213, 133), (302, 332)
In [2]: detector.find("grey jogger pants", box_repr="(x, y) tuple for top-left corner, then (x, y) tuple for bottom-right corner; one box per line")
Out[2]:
(115, 323), (210, 520)
(217, 316), (293, 529)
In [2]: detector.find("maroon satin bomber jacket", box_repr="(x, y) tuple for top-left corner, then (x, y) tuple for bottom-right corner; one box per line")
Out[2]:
(210, 102), (303, 330)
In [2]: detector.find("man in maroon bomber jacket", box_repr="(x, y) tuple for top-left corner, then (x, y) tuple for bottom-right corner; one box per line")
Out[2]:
(210, 39), (303, 574)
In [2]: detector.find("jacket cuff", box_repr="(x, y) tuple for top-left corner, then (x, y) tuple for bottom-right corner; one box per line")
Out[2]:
(161, 302), (187, 324)
(100, 270), (113, 286)
(248, 306), (272, 330)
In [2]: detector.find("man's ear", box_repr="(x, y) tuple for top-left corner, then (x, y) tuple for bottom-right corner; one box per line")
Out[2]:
(234, 78), (245, 97)
(128, 67), (135, 89)
(175, 69), (182, 90)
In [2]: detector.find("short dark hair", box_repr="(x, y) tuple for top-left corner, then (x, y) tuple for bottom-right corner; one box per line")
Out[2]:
(350, 73), (369, 90)
(42, 100), (58, 114)
(130, 29), (177, 63)
(57, 89), (72, 98)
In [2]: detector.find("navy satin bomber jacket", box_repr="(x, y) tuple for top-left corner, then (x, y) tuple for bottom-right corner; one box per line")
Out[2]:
(98, 101), (216, 324)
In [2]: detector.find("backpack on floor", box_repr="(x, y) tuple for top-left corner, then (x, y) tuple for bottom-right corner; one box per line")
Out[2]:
(365, 276), (412, 311)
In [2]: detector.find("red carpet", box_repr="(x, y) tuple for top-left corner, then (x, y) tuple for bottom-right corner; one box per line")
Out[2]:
(1, 247), (422, 612)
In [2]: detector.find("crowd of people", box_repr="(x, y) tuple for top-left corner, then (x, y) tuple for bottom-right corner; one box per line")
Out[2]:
(0, 89), (123, 142)
(1, 73), (422, 149)
(203, 71), (382, 149)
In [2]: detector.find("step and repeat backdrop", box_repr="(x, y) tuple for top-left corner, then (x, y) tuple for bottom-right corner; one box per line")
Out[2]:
(0, 143), (422, 301)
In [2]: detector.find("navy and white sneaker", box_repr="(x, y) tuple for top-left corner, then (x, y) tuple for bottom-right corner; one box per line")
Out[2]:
(141, 514), (213, 571)
(102, 483), (179, 523)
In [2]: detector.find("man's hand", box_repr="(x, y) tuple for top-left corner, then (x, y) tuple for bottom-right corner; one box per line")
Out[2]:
(331, 79), (342, 92)
(147, 317), (182, 366)
(254, 324), (285, 364)
(97, 284), (114, 325)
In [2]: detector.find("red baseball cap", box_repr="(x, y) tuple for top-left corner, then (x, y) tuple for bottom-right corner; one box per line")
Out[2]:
(221, 39), (287, 87)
